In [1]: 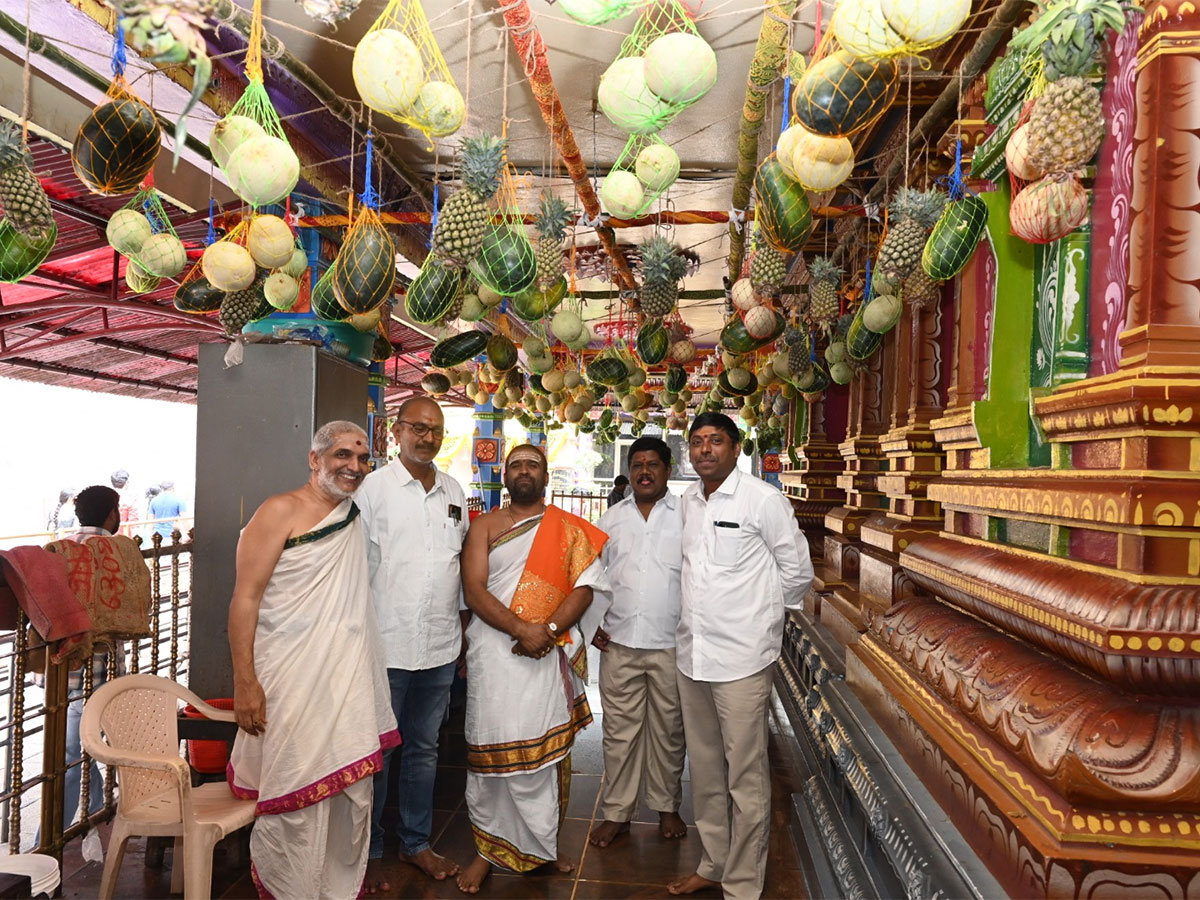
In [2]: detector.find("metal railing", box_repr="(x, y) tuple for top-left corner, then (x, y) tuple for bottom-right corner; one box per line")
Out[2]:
(551, 491), (609, 524)
(0, 528), (193, 859)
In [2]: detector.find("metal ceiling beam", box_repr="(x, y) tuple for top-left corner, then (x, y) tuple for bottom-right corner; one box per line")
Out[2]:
(0, 356), (197, 397)
(0, 323), (216, 363)
(0, 296), (225, 330)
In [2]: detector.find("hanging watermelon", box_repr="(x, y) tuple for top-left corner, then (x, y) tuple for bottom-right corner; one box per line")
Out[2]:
(666, 364), (687, 394)
(721, 309), (783, 354)
(430, 330), (489, 367)
(311, 266), (352, 321)
(72, 85), (161, 196)
(486, 332), (518, 371)
(795, 361), (831, 393)
(470, 225), (537, 296)
(588, 356), (629, 386)
(793, 51), (899, 139)
(173, 276), (225, 313)
(636, 320), (670, 365)
(422, 371), (452, 395)
(407, 257), (465, 324)
(0, 220), (56, 283)
(845, 303), (883, 360)
(334, 210), (396, 314)
(509, 277), (567, 321)
(754, 156), (813, 253)
(922, 194), (988, 281)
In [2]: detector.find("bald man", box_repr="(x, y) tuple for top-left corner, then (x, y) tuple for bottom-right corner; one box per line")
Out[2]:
(356, 397), (470, 890)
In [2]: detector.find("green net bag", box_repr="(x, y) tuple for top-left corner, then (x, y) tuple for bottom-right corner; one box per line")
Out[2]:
(792, 49), (899, 138)
(352, 0), (464, 141)
(115, 184), (187, 279)
(557, 0), (645, 26)
(72, 80), (161, 197)
(468, 164), (537, 297)
(333, 138), (397, 315)
(599, 134), (680, 218)
(209, 0), (300, 208)
(754, 154), (813, 254)
(598, 0), (718, 135)
(0, 219), (56, 284)
(832, 0), (973, 60)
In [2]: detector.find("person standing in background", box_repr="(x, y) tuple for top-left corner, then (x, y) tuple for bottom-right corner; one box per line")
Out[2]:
(149, 481), (188, 540)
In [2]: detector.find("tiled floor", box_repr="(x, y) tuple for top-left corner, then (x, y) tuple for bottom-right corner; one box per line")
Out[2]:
(59, 692), (807, 899)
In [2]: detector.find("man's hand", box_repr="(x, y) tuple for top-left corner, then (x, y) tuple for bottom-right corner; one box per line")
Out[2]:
(592, 627), (611, 652)
(511, 620), (554, 658)
(234, 680), (268, 736)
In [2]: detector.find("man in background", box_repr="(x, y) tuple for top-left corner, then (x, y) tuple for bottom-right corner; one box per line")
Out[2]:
(607, 475), (630, 508)
(148, 480), (188, 540)
(109, 469), (137, 537)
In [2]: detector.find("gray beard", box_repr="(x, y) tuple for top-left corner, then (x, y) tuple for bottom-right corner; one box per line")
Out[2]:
(317, 467), (357, 501)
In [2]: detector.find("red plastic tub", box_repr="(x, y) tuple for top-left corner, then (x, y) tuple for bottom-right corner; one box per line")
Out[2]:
(183, 698), (235, 774)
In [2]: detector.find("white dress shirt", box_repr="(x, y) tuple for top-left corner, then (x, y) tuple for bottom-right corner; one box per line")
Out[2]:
(595, 492), (683, 650)
(356, 460), (468, 671)
(678, 468), (813, 682)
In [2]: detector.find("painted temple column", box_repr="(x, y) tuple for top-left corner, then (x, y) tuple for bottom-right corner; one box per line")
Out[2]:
(471, 398), (504, 510)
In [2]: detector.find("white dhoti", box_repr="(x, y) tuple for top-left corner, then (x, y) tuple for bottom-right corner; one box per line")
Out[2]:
(228, 500), (398, 900)
(464, 510), (608, 871)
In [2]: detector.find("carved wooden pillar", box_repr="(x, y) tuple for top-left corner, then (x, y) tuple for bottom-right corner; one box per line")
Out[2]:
(783, 387), (849, 571)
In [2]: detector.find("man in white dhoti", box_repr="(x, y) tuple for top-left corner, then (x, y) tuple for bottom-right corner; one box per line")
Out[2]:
(456, 444), (610, 894)
(228, 421), (399, 900)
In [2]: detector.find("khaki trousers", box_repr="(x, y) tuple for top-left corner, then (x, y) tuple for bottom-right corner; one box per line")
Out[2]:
(677, 665), (773, 900)
(598, 642), (686, 820)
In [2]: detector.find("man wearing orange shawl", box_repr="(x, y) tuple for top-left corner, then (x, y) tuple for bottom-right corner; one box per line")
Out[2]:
(456, 444), (610, 894)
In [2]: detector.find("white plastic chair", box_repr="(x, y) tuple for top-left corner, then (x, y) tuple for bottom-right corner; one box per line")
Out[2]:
(79, 674), (256, 899)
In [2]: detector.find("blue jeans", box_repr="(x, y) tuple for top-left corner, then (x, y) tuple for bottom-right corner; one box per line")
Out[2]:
(369, 662), (456, 859)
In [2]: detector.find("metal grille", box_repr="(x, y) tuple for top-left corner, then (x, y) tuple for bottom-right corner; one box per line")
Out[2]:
(550, 491), (609, 524)
(0, 529), (193, 858)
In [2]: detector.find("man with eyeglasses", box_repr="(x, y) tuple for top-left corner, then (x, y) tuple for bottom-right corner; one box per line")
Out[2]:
(356, 396), (470, 891)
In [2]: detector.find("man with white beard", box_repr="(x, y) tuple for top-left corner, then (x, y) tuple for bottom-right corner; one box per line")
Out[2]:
(228, 421), (398, 899)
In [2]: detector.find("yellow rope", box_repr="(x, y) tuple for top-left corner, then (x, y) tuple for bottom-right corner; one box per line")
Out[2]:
(246, 0), (265, 83)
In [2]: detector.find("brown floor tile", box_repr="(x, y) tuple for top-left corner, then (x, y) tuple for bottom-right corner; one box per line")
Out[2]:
(565, 773), (602, 820)
(630, 783), (694, 827)
(572, 879), (703, 899)
(578, 823), (703, 885)
(763, 864), (807, 900)
(433, 765), (468, 812)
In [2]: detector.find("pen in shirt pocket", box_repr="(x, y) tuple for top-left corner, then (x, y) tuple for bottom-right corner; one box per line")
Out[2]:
(713, 521), (740, 528)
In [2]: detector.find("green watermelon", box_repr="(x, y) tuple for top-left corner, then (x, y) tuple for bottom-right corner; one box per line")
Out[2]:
(922, 195), (989, 281)
(487, 332), (518, 371)
(173, 275), (224, 313)
(599, 408), (615, 429)
(528, 373), (548, 395)
(793, 51), (899, 138)
(311, 266), (351, 321)
(429, 330), (488, 367)
(795, 362), (830, 393)
(334, 220), (396, 314)
(588, 356), (629, 386)
(636, 320), (670, 365)
(72, 94), (161, 196)
(845, 303), (883, 360)
(421, 371), (452, 394)
(754, 156), (813, 253)
(666, 364), (687, 394)
(509, 277), (567, 321)
(470, 225), (537, 296)
(721, 310), (784, 354)
(407, 258), (465, 324)
(0, 220), (56, 283)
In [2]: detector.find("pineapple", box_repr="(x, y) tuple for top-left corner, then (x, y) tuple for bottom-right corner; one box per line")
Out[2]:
(875, 188), (946, 285)
(784, 326), (810, 377)
(807, 256), (842, 330)
(432, 133), (506, 268)
(639, 236), (686, 319)
(218, 275), (270, 336)
(534, 193), (571, 291)
(0, 122), (54, 240)
(903, 267), (941, 310)
(750, 239), (787, 297)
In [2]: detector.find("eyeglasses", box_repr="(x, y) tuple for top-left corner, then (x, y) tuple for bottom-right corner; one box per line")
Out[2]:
(396, 421), (445, 439)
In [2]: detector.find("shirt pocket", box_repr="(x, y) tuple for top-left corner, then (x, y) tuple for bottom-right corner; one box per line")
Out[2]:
(440, 520), (464, 554)
(659, 533), (683, 570)
(712, 525), (741, 566)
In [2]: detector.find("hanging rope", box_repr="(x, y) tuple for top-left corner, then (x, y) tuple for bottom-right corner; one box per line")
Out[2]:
(360, 130), (380, 210)
(246, 0), (265, 83)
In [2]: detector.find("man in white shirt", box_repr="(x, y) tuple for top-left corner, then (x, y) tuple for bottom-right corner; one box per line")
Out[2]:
(668, 412), (813, 900)
(356, 397), (469, 889)
(589, 436), (688, 849)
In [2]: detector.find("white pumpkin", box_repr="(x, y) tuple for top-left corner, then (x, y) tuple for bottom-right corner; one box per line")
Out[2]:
(772, 353), (792, 379)
(478, 284), (503, 307)
(353, 29), (424, 116)
(600, 170), (646, 218)
(635, 143), (680, 193)
(210, 115), (265, 170)
(557, 0), (635, 25)
(829, 360), (854, 384)
(137, 233), (187, 278)
(825, 340), (847, 365)
(248, 215), (296, 269)
(523, 336), (546, 358)
(727, 366), (752, 390)
(551, 309), (584, 342)
(459, 293), (486, 321)
(265, 272), (301, 310)
(563, 371), (582, 389)
(744, 305), (778, 339)
(567, 325), (593, 351)
(670, 339), (696, 363)
(721, 349), (742, 369)
(732, 277), (759, 311)
(125, 260), (160, 294)
(412, 81), (465, 137)
(106, 209), (152, 255)
(643, 33), (718, 105)
(863, 293), (903, 332)
(202, 242), (256, 291)
(565, 401), (588, 423)
(775, 126), (804, 182)
(598, 57), (672, 135)
(671, 399), (687, 414)
(621, 393), (640, 412)
(789, 128), (855, 192)
(879, 0), (971, 45)
(832, 0), (906, 58)
(1005, 122), (1045, 182)
(739, 404), (756, 423)
(528, 353), (555, 374)
(281, 246), (309, 279)
(227, 136), (300, 207)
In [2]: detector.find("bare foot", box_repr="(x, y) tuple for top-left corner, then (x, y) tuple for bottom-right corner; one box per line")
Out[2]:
(456, 856), (491, 894)
(588, 820), (630, 848)
(554, 854), (575, 874)
(362, 857), (391, 895)
(667, 872), (721, 895)
(659, 811), (687, 840)
(399, 847), (460, 880)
